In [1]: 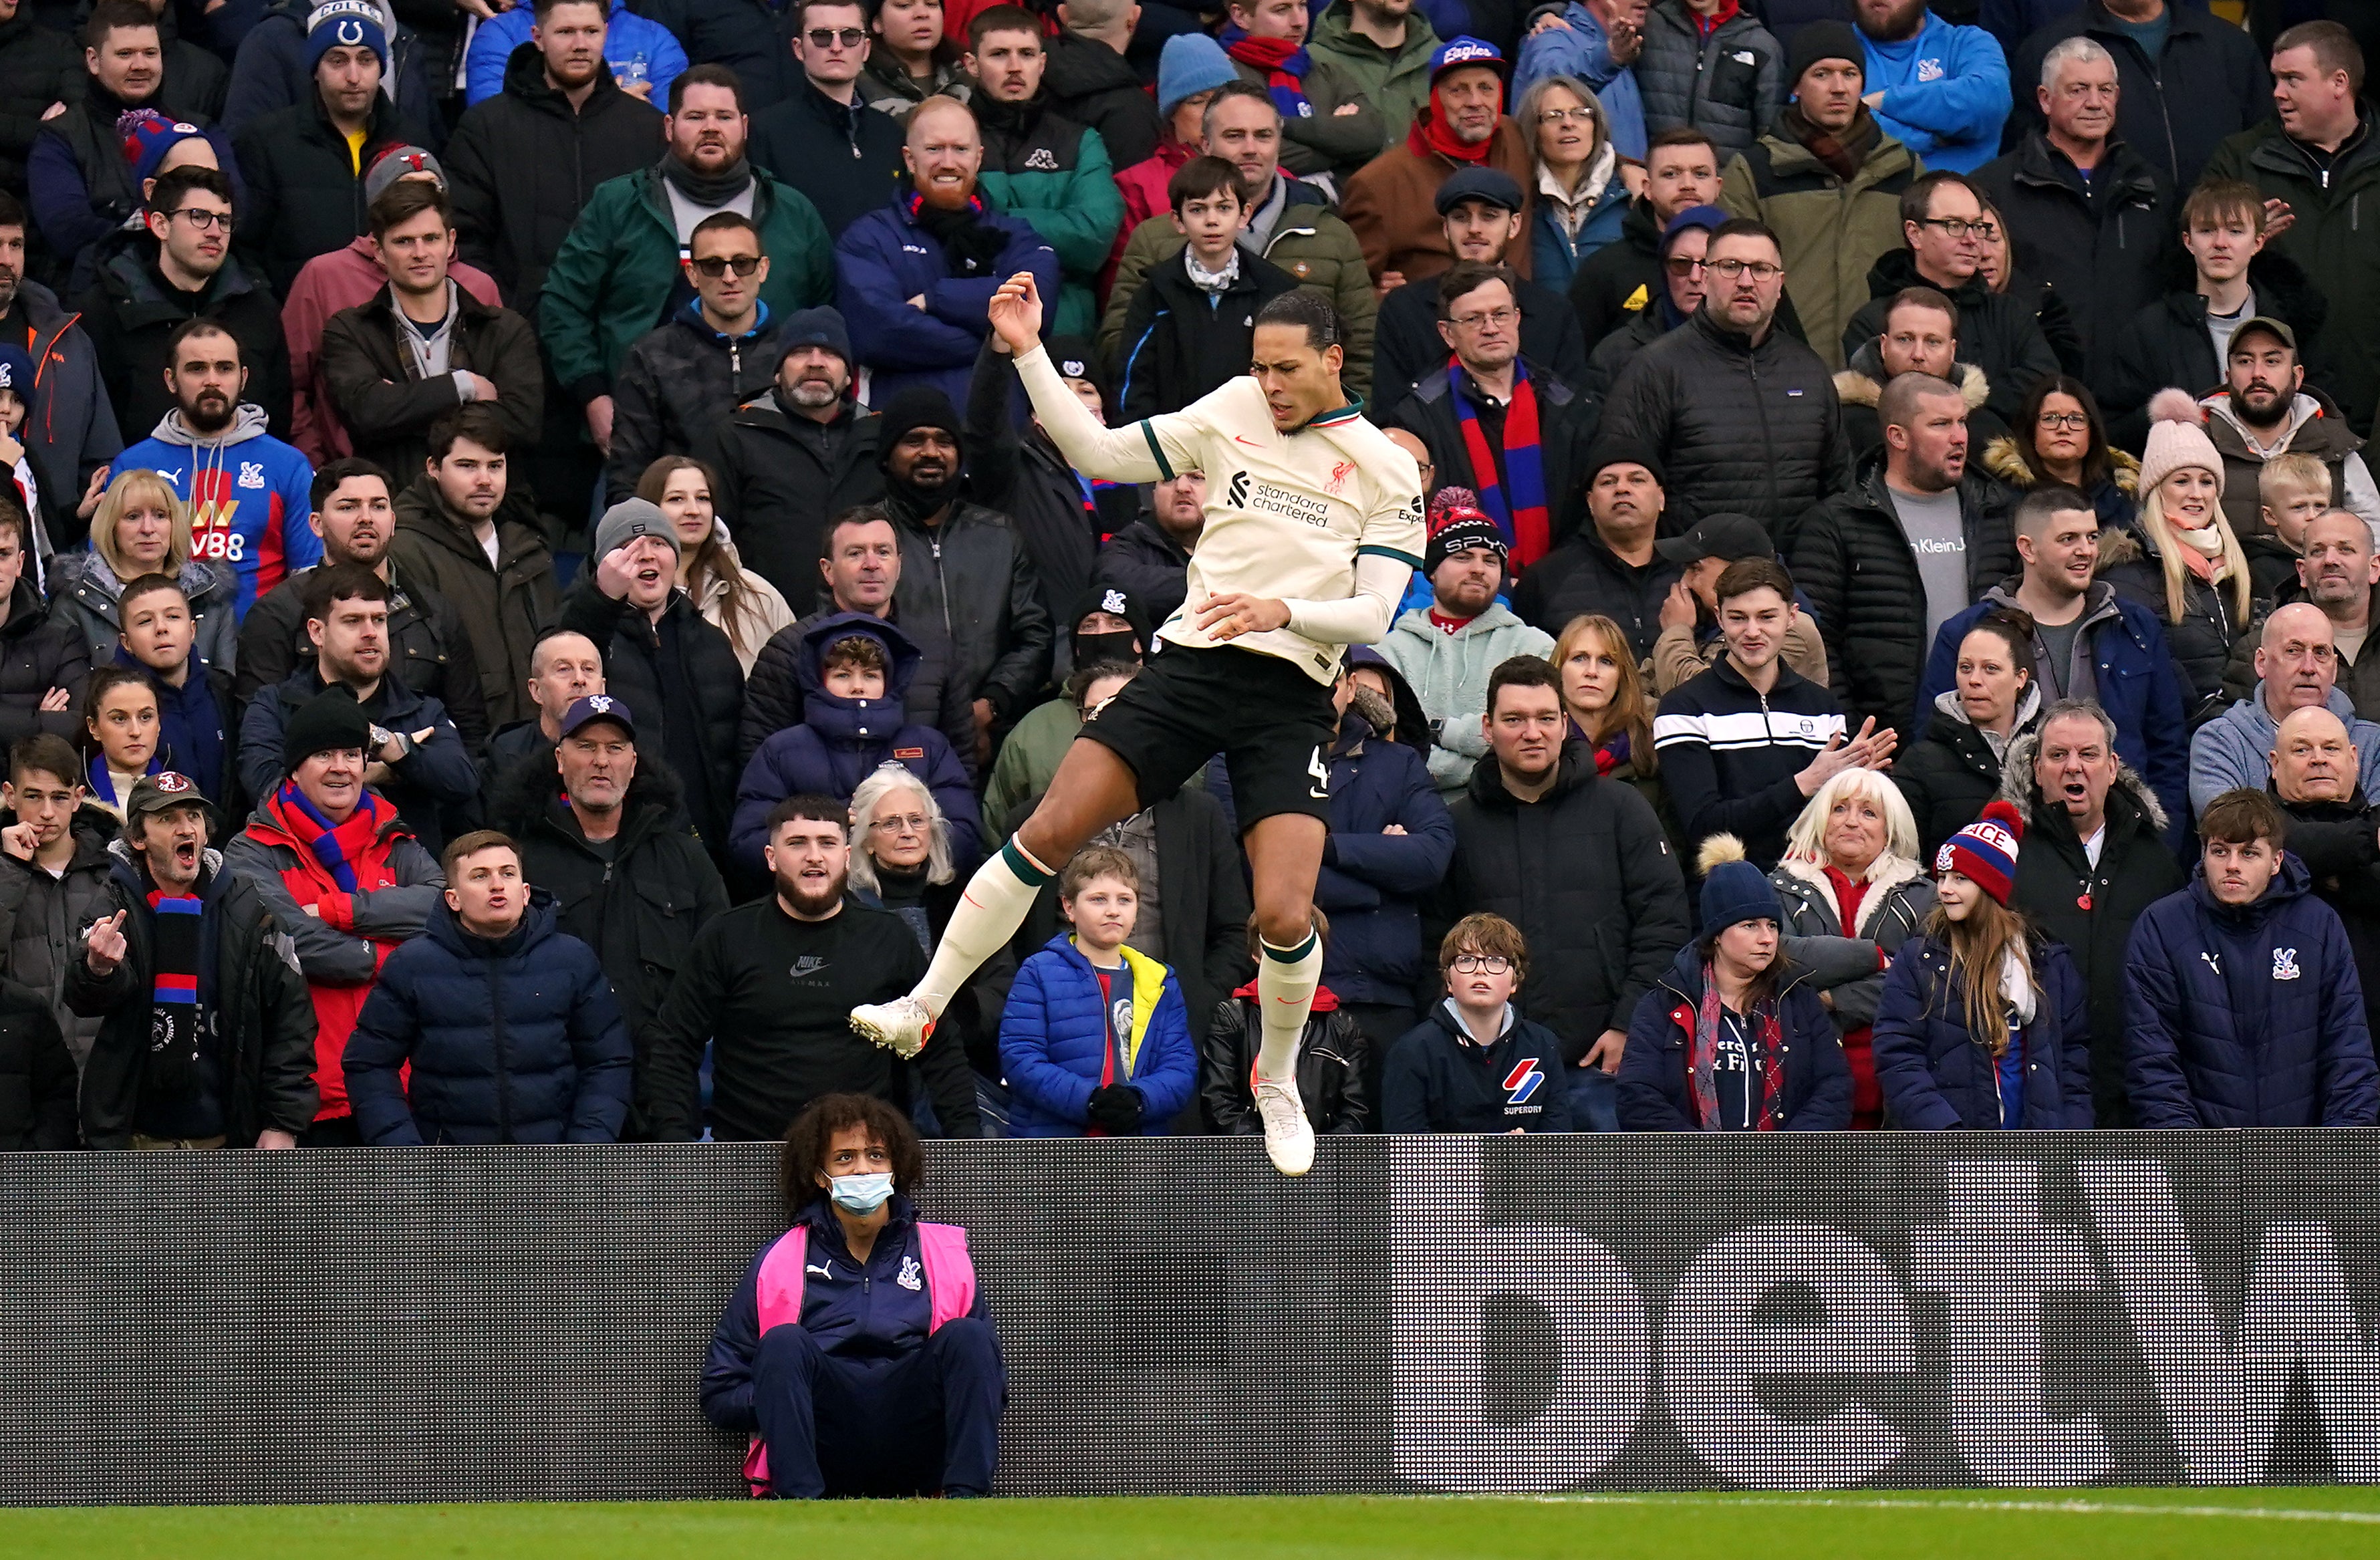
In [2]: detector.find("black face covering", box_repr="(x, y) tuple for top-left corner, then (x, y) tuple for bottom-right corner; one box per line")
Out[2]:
(885, 469), (958, 522)
(1073, 630), (1140, 666)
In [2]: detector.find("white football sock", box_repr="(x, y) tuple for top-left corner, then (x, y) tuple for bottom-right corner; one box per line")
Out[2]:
(912, 838), (1055, 1021)
(1254, 924), (1323, 1081)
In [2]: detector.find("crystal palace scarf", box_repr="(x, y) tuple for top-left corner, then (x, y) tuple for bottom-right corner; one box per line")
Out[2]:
(1450, 358), (1549, 566)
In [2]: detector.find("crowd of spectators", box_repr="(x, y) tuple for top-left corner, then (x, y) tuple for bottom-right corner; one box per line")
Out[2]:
(0, 0), (2377, 1154)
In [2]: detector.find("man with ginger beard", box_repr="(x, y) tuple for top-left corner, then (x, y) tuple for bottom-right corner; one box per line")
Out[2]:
(640, 793), (980, 1140)
(834, 95), (1059, 410)
(2270, 704), (2380, 1043)
(1341, 36), (1537, 288)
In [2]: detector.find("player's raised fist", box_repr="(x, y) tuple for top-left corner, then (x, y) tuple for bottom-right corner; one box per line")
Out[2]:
(987, 271), (1044, 357)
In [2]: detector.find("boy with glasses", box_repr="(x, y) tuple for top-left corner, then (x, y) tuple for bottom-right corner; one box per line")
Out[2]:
(1382, 912), (1577, 1132)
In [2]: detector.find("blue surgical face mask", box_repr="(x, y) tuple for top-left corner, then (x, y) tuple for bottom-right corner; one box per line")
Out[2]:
(829, 1172), (895, 1213)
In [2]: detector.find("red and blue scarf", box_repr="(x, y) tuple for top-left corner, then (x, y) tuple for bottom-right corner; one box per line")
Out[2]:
(1685, 965), (1786, 1132)
(1220, 27), (1313, 120)
(270, 781), (386, 894)
(1449, 357), (1549, 567)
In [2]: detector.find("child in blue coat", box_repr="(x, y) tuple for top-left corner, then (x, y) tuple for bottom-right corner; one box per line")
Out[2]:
(999, 845), (1195, 1137)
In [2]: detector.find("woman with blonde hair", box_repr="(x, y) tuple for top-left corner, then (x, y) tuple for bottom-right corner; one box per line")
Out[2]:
(639, 455), (794, 675)
(2099, 408), (2254, 720)
(1768, 765), (1936, 1128)
(49, 468), (238, 671)
(1869, 802), (2093, 1129)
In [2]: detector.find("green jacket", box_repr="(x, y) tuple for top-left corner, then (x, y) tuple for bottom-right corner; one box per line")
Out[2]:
(537, 163), (834, 401)
(1232, 55), (1387, 181)
(1720, 126), (1922, 371)
(977, 110), (1124, 340)
(1101, 182), (1377, 400)
(2202, 109), (2380, 433)
(1306, 8), (1440, 148)
(984, 696), (1081, 835)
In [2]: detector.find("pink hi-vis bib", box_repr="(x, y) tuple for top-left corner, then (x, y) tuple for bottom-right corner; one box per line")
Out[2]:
(741, 1222), (976, 1495)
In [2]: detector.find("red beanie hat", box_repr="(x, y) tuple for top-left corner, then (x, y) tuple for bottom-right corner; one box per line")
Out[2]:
(1935, 800), (2024, 905)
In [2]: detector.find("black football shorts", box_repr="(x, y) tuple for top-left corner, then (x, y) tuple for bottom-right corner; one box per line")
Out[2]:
(1075, 642), (1339, 826)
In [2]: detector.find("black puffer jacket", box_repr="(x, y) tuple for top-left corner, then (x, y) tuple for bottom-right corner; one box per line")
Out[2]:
(2104, 247), (2326, 448)
(444, 43), (664, 319)
(558, 583), (745, 869)
(1894, 686), (2042, 861)
(1434, 739), (1692, 1065)
(1567, 194), (1664, 352)
(886, 497), (1054, 728)
(67, 843), (319, 1149)
(1972, 130), (2173, 403)
(1999, 727), (2183, 1128)
(0, 13), (82, 200)
(1581, 304), (1665, 401)
(696, 396), (882, 602)
(490, 754), (729, 1133)
(1041, 31), (1160, 172)
(318, 286), (545, 483)
(234, 87), (415, 295)
(2095, 526), (2251, 725)
(0, 575), (89, 744)
(1841, 249), (2060, 425)
(1597, 305), (1851, 550)
(1633, 0), (1782, 163)
(1791, 463), (2018, 741)
(234, 561), (490, 754)
(605, 303), (785, 504)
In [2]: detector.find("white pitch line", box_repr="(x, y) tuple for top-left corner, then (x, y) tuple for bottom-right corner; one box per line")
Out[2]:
(1496, 1494), (2380, 1525)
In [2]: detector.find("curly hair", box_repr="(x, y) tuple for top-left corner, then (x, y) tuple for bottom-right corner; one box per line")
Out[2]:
(779, 1093), (924, 1216)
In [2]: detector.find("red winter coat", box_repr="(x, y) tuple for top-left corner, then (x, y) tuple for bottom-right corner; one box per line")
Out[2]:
(281, 237), (505, 465)
(1103, 142), (1194, 305)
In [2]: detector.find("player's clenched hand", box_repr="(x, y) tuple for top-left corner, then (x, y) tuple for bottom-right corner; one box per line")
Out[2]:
(1194, 594), (1290, 640)
(986, 272), (1045, 357)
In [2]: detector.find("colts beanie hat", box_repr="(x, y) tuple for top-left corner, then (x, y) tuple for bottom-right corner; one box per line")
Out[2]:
(280, 687), (376, 773)
(1788, 20), (1864, 86)
(364, 144), (442, 205)
(778, 305), (852, 367)
(1695, 835), (1782, 933)
(118, 111), (207, 186)
(593, 497), (680, 561)
(1156, 32), (1238, 117)
(2137, 413), (2227, 499)
(1936, 799), (2024, 905)
(1426, 505), (1508, 575)
(873, 386), (965, 468)
(1430, 35), (1504, 82)
(307, 0), (390, 74)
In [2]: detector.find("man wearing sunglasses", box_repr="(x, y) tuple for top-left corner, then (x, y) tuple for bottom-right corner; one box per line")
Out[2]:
(79, 162), (293, 450)
(750, 0), (906, 241)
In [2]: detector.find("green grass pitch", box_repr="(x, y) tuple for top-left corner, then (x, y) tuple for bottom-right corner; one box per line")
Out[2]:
(7, 1489), (2380, 1558)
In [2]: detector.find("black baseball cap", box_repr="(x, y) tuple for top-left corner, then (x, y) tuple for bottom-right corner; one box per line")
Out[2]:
(1654, 512), (1774, 566)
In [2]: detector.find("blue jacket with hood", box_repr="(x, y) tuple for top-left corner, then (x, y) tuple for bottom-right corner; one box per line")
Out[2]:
(1000, 932), (1196, 1137)
(729, 612), (981, 874)
(2123, 855), (2380, 1129)
(1869, 932), (2095, 1130)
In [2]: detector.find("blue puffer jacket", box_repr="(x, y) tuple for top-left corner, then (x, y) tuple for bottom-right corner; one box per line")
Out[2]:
(999, 934), (1196, 1137)
(833, 196), (1059, 410)
(729, 612), (982, 874)
(2123, 857), (2380, 1129)
(1316, 711), (1455, 1006)
(343, 892), (634, 1145)
(1869, 934), (2095, 1130)
(1617, 944), (1852, 1130)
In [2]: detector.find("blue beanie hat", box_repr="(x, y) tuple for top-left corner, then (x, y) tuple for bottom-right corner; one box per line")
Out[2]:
(306, 0), (389, 76)
(1156, 33), (1238, 119)
(118, 110), (209, 188)
(1695, 835), (1782, 934)
(0, 342), (35, 406)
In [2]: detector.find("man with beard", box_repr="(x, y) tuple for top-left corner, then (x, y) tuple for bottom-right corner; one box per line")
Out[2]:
(2188, 602), (2380, 814)
(1849, 0), (2006, 175)
(0, 192), (116, 549)
(490, 692), (725, 1138)
(1568, 126), (1722, 351)
(642, 793), (980, 1140)
(235, 458), (489, 753)
(69, 770), (318, 1150)
(699, 309), (884, 600)
(605, 211), (784, 504)
(240, 564), (479, 854)
(539, 64), (834, 466)
(835, 95), (1059, 410)
(2195, 318), (2380, 538)
(112, 319), (321, 617)
(319, 178), (545, 485)
(1091, 469), (1204, 628)
(1793, 371), (2017, 744)
(1377, 505), (1555, 795)
(2267, 704), (2380, 1049)
(873, 387), (1053, 773)
(78, 164), (291, 450)
(1341, 37), (1537, 287)
(386, 405), (559, 735)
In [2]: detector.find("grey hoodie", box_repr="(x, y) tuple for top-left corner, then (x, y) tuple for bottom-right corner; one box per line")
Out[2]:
(2186, 680), (2380, 815)
(1375, 602), (1557, 794)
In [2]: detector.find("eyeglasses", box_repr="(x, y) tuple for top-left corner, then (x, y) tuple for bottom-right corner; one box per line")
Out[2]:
(168, 208), (233, 232)
(1536, 107), (1597, 125)
(1662, 255), (1708, 277)
(1448, 305), (1518, 330)
(1707, 258), (1782, 281)
(1916, 217), (1999, 241)
(868, 813), (930, 834)
(2036, 411), (2091, 431)
(1451, 954), (1511, 974)
(805, 26), (866, 46)
(690, 255), (763, 277)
